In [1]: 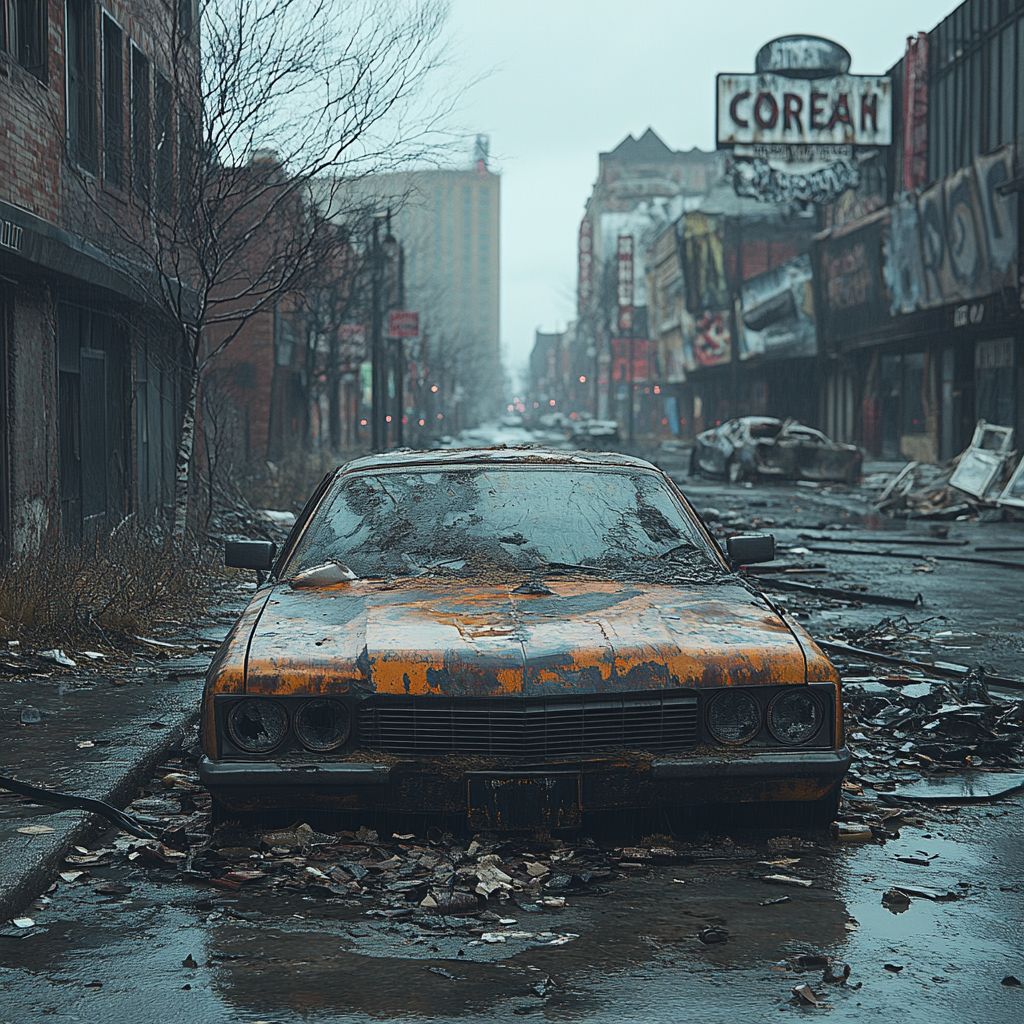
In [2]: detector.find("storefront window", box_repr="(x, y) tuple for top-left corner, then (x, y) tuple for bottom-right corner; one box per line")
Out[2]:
(975, 338), (1015, 427)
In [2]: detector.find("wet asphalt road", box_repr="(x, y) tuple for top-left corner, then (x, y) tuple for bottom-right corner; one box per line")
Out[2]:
(1, 804), (1021, 1023)
(3, 432), (1024, 1022)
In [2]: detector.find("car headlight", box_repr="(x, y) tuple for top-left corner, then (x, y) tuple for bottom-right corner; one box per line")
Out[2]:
(294, 698), (350, 751)
(227, 698), (289, 752)
(768, 689), (824, 745)
(706, 690), (761, 744)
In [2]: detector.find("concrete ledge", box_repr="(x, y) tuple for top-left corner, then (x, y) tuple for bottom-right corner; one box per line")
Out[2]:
(0, 709), (200, 923)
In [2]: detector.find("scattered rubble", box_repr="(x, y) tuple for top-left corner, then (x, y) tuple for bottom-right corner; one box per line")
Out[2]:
(874, 421), (1024, 519)
(814, 616), (1024, 840)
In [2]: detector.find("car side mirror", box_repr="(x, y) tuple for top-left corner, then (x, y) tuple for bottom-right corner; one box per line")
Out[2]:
(726, 533), (775, 566)
(225, 540), (277, 572)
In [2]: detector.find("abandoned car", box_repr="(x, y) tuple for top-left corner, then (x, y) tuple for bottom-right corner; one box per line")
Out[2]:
(201, 448), (850, 829)
(691, 417), (863, 484)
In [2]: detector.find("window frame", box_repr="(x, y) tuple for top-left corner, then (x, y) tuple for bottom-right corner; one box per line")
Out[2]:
(66, 0), (98, 174)
(154, 69), (174, 212)
(8, 0), (49, 83)
(130, 43), (151, 204)
(101, 11), (124, 187)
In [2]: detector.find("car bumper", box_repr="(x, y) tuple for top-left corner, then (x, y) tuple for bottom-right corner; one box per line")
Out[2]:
(199, 747), (851, 821)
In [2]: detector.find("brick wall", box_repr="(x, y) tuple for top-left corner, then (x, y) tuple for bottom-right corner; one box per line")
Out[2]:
(0, 1), (178, 254)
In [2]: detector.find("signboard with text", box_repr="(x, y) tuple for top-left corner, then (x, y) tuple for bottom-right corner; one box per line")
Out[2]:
(617, 236), (634, 333)
(578, 217), (593, 314)
(717, 73), (891, 147)
(388, 311), (419, 338)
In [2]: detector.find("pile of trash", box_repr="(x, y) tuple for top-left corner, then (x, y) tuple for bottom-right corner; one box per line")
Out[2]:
(817, 616), (1024, 831)
(100, 765), (643, 923)
(841, 670), (1024, 769)
(875, 420), (1024, 519)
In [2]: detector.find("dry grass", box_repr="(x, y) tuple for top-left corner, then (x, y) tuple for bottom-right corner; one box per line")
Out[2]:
(0, 518), (221, 648)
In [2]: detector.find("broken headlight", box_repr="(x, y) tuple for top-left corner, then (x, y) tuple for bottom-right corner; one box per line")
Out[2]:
(226, 698), (288, 753)
(706, 690), (761, 744)
(294, 698), (350, 751)
(767, 689), (823, 745)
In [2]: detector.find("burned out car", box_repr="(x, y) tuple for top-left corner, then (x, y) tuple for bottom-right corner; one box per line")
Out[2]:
(691, 417), (863, 484)
(201, 449), (850, 830)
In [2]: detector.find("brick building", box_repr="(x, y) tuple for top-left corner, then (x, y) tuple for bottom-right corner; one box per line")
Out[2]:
(0, 0), (190, 554)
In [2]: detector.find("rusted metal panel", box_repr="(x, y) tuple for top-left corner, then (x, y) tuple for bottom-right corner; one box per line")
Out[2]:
(236, 579), (808, 699)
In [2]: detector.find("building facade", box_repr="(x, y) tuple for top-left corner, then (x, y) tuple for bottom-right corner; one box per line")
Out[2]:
(345, 149), (502, 432)
(813, 0), (1023, 461)
(0, 0), (190, 553)
(576, 130), (722, 428)
(646, 196), (821, 439)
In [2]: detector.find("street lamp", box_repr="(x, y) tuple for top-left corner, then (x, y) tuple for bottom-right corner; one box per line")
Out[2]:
(370, 211), (400, 451)
(369, 215), (386, 451)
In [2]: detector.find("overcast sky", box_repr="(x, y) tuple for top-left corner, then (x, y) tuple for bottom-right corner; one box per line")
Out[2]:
(445, 0), (958, 385)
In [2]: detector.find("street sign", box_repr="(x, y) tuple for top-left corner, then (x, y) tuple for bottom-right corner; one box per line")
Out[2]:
(389, 311), (419, 338)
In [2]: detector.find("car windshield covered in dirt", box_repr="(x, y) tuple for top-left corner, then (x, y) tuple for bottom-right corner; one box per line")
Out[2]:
(284, 465), (719, 580)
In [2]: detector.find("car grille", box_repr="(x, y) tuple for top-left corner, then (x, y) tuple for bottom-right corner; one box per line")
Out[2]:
(357, 690), (699, 757)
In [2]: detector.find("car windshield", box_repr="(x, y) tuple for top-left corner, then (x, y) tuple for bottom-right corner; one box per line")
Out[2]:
(284, 466), (718, 579)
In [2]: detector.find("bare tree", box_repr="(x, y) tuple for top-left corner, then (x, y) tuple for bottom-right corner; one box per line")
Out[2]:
(62, 0), (457, 536)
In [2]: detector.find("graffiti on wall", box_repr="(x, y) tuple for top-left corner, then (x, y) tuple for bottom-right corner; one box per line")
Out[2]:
(732, 157), (861, 205)
(887, 145), (1018, 312)
(689, 312), (732, 367)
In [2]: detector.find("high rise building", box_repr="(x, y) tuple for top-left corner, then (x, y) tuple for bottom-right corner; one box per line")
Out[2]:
(344, 142), (501, 428)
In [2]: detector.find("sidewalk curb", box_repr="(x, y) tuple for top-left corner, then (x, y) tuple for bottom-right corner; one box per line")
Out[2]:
(0, 708), (199, 923)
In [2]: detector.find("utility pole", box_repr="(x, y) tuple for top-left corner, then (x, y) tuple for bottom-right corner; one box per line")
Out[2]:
(627, 324), (635, 443)
(393, 237), (405, 447)
(370, 217), (385, 451)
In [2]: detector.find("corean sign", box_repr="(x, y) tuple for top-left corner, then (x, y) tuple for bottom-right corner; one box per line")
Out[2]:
(717, 73), (891, 147)
(388, 310), (419, 338)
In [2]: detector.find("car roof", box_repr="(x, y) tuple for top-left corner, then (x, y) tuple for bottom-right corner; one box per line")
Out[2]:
(338, 446), (660, 476)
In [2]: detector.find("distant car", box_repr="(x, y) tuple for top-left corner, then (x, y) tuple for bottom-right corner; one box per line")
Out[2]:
(203, 447), (849, 831)
(500, 413), (524, 427)
(538, 411), (569, 430)
(691, 417), (862, 484)
(573, 418), (619, 441)
(424, 435), (454, 450)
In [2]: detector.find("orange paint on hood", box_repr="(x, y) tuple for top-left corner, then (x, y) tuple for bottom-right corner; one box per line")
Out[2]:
(234, 575), (812, 698)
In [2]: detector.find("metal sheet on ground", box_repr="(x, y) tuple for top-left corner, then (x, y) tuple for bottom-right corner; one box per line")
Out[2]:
(893, 773), (1024, 802)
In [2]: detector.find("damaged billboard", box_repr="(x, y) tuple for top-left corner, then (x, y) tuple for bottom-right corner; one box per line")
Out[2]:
(679, 214), (732, 368)
(738, 254), (817, 360)
(886, 145), (1018, 313)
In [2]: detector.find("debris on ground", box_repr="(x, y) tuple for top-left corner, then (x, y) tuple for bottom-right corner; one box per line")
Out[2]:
(873, 421), (1023, 519)
(791, 982), (825, 1006)
(804, 615), (1024, 839)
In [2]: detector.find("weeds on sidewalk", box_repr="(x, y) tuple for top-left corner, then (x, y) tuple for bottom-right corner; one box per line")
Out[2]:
(0, 517), (221, 648)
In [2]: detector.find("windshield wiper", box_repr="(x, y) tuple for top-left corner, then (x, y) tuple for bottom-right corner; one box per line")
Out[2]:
(541, 561), (609, 576)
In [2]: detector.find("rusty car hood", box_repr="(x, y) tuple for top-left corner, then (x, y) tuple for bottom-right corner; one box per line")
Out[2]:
(242, 576), (809, 697)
